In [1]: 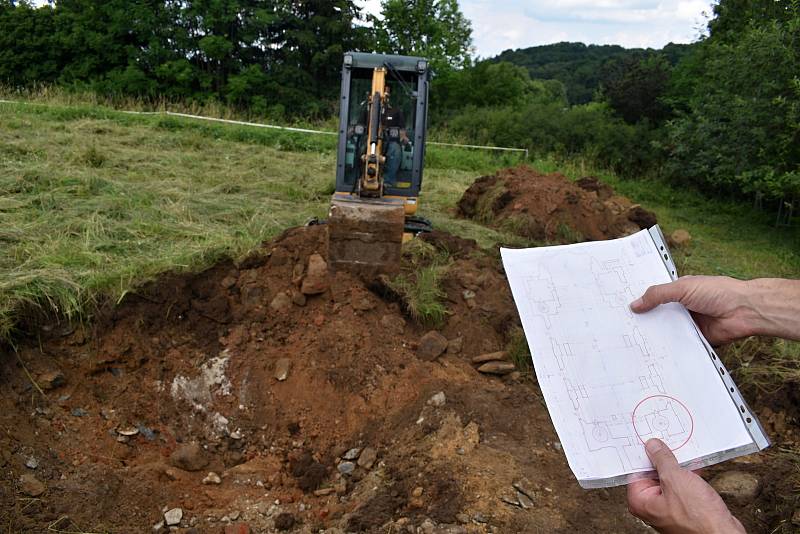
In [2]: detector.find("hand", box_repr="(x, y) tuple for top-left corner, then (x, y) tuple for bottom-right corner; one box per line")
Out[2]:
(627, 439), (744, 534)
(630, 275), (757, 345)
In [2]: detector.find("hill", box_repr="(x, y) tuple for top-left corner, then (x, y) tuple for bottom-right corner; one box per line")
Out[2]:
(492, 41), (696, 104)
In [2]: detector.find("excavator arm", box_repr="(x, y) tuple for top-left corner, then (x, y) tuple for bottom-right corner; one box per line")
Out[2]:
(361, 67), (387, 195)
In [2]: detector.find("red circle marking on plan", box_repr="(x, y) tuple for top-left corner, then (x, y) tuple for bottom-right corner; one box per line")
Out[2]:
(631, 394), (694, 451)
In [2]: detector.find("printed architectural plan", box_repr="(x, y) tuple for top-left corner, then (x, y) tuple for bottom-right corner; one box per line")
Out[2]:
(501, 228), (769, 488)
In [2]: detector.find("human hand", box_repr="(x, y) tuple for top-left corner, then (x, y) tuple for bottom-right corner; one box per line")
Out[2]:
(627, 439), (744, 534)
(630, 275), (757, 345)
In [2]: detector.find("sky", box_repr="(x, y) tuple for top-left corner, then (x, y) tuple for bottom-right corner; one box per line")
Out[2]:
(357, 0), (714, 58)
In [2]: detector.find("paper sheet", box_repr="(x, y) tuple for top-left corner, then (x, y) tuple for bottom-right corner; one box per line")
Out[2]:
(501, 229), (768, 488)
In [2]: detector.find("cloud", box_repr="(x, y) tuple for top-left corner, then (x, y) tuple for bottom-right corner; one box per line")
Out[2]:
(357, 0), (712, 58)
(464, 0), (713, 56)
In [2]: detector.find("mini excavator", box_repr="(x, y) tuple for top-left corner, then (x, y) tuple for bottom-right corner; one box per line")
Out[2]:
(327, 52), (432, 277)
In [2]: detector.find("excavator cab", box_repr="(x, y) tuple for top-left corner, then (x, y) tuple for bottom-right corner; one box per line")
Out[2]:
(328, 52), (431, 277)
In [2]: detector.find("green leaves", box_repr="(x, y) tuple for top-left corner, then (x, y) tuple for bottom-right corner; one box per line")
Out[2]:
(664, 8), (800, 200)
(372, 0), (473, 72)
(0, 0), (368, 118)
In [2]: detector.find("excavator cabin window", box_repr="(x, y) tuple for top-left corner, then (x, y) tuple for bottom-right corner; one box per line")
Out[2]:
(335, 52), (430, 199)
(343, 72), (416, 190)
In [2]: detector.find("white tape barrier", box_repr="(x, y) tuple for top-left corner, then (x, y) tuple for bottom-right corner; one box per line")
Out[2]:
(0, 99), (528, 158)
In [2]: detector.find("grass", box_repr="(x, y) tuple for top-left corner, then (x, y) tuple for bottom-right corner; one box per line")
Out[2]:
(505, 326), (533, 374)
(386, 240), (450, 328)
(1, 97), (800, 342)
(474, 181), (507, 224)
(723, 336), (800, 394)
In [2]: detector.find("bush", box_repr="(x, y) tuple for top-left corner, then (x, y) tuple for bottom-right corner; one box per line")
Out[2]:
(662, 17), (800, 199)
(445, 101), (659, 176)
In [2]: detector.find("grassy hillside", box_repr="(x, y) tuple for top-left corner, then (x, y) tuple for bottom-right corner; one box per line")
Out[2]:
(1, 99), (798, 341)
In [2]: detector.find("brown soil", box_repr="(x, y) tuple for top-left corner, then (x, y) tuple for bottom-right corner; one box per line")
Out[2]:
(457, 167), (657, 243)
(0, 187), (796, 533)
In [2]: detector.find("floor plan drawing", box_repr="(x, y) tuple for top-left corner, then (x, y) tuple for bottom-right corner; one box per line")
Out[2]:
(501, 229), (767, 487)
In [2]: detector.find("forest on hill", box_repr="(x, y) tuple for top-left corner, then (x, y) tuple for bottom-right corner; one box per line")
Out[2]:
(0, 0), (798, 204)
(493, 41), (695, 105)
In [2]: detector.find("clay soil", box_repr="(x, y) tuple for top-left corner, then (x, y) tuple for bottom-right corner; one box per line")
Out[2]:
(1, 173), (798, 533)
(457, 167), (657, 242)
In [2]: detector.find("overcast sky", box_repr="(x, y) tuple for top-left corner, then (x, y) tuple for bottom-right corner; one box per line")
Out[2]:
(358, 0), (714, 58)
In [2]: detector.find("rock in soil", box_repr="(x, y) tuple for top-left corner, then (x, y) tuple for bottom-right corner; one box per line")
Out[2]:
(513, 479), (536, 500)
(417, 331), (448, 361)
(19, 473), (45, 497)
(202, 472), (221, 485)
(343, 447), (361, 460)
(164, 507), (183, 526)
(169, 443), (208, 472)
(446, 337), (463, 354)
(517, 490), (534, 509)
(477, 361), (517, 375)
(274, 358), (291, 381)
(337, 461), (356, 475)
(357, 446), (377, 469)
(471, 351), (508, 364)
(38, 370), (66, 390)
(274, 512), (295, 531)
(224, 524), (250, 534)
(427, 392), (446, 407)
(290, 289), (307, 306)
(270, 292), (292, 312)
(710, 471), (761, 502)
(301, 253), (329, 295)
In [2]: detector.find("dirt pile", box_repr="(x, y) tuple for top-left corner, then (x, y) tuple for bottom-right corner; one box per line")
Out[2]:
(0, 225), (641, 533)
(457, 167), (657, 243)
(0, 224), (795, 532)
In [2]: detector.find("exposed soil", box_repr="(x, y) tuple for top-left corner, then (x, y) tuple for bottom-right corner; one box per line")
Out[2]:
(457, 167), (657, 242)
(0, 170), (797, 533)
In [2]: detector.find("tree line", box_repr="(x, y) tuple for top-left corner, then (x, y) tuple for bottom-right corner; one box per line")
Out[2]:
(0, 0), (471, 117)
(1, 0), (798, 202)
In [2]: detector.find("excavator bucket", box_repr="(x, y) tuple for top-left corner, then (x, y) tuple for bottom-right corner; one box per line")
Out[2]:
(328, 198), (405, 279)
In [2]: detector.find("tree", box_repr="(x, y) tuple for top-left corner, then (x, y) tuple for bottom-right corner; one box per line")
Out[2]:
(0, 1), (62, 86)
(708, 0), (798, 41)
(267, 0), (370, 115)
(373, 0), (473, 71)
(601, 54), (672, 124)
(664, 8), (800, 199)
(432, 60), (566, 120)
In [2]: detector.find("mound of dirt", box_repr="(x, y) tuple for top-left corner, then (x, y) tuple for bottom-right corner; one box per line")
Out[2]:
(0, 224), (794, 533)
(457, 167), (657, 243)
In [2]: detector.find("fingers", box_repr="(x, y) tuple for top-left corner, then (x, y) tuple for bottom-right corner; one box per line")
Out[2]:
(631, 280), (689, 313)
(644, 439), (680, 485)
(627, 478), (666, 522)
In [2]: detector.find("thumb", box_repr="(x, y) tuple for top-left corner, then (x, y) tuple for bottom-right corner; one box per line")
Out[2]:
(630, 281), (688, 313)
(645, 438), (680, 484)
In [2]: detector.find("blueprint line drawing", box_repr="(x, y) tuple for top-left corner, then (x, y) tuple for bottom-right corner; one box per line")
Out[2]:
(501, 229), (762, 487)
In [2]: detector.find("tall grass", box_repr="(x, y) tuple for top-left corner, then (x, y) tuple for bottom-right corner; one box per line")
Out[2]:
(386, 240), (450, 328)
